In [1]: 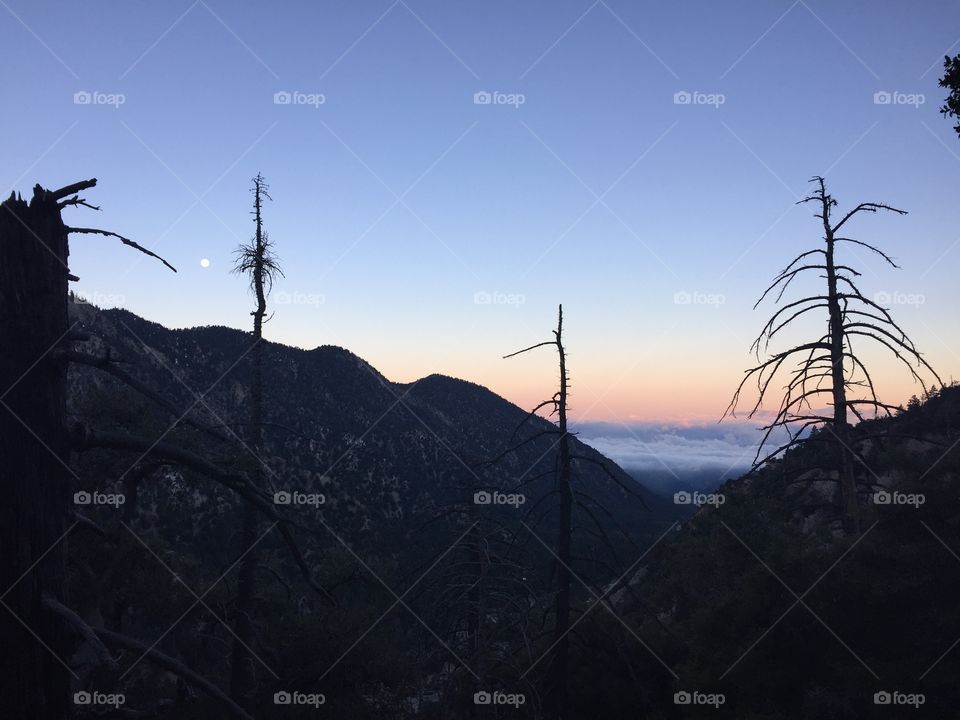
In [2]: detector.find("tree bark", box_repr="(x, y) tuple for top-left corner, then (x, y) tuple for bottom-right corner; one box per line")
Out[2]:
(546, 305), (572, 720)
(230, 174), (268, 706)
(821, 196), (860, 534)
(0, 186), (73, 719)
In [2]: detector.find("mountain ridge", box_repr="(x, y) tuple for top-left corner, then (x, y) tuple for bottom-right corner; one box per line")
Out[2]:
(67, 300), (673, 563)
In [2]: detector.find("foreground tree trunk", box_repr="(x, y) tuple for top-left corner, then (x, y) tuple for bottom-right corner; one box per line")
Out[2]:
(546, 306), (572, 720)
(230, 173), (276, 706)
(504, 304), (572, 719)
(820, 198), (859, 534)
(0, 186), (73, 719)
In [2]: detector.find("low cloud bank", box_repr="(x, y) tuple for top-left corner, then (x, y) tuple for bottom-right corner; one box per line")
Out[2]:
(574, 421), (777, 489)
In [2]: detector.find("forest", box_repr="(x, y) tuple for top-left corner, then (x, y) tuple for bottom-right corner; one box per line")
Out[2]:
(3, 9), (960, 720)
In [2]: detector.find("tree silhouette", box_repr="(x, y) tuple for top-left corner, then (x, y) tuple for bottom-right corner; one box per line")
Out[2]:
(939, 54), (960, 137)
(501, 305), (572, 719)
(496, 305), (648, 719)
(2, 179), (333, 718)
(0, 179), (174, 719)
(229, 172), (283, 707)
(725, 177), (941, 533)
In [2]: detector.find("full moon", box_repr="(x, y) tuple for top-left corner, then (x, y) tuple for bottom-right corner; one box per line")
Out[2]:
(199, 258), (210, 268)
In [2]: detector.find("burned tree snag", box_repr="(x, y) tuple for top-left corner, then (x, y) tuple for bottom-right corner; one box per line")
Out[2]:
(725, 177), (941, 533)
(1, 179), (173, 719)
(1, 184), (75, 720)
(552, 308), (573, 720)
(230, 173), (282, 707)
(504, 304), (572, 720)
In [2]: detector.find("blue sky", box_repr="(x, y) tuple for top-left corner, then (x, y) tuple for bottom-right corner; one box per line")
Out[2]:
(2, 0), (959, 425)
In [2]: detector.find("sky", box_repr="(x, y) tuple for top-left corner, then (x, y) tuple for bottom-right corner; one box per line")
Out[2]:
(3, 0), (959, 436)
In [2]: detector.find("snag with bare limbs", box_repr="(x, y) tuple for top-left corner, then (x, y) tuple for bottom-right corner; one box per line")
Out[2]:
(724, 176), (941, 534)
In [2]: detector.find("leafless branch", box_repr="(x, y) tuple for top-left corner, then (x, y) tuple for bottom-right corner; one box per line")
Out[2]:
(67, 227), (177, 272)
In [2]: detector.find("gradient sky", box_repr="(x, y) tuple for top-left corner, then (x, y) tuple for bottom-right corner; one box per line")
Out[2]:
(3, 0), (959, 426)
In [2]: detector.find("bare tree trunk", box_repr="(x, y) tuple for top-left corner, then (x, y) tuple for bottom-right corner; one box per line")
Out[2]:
(230, 175), (268, 705)
(0, 187), (72, 719)
(502, 305), (573, 718)
(821, 198), (860, 534)
(546, 306), (572, 720)
(725, 179), (937, 515)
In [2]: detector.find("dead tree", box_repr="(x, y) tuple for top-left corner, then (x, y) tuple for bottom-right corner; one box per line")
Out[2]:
(482, 304), (653, 718)
(229, 172), (282, 706)
(725, 176), (941, 533)
(2, 179), (333, 717)
(0, 180), (174, 719)
(497, 305), (571, 720)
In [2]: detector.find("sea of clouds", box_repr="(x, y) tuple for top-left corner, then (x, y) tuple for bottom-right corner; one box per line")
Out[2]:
(574, 421), (789, 494)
